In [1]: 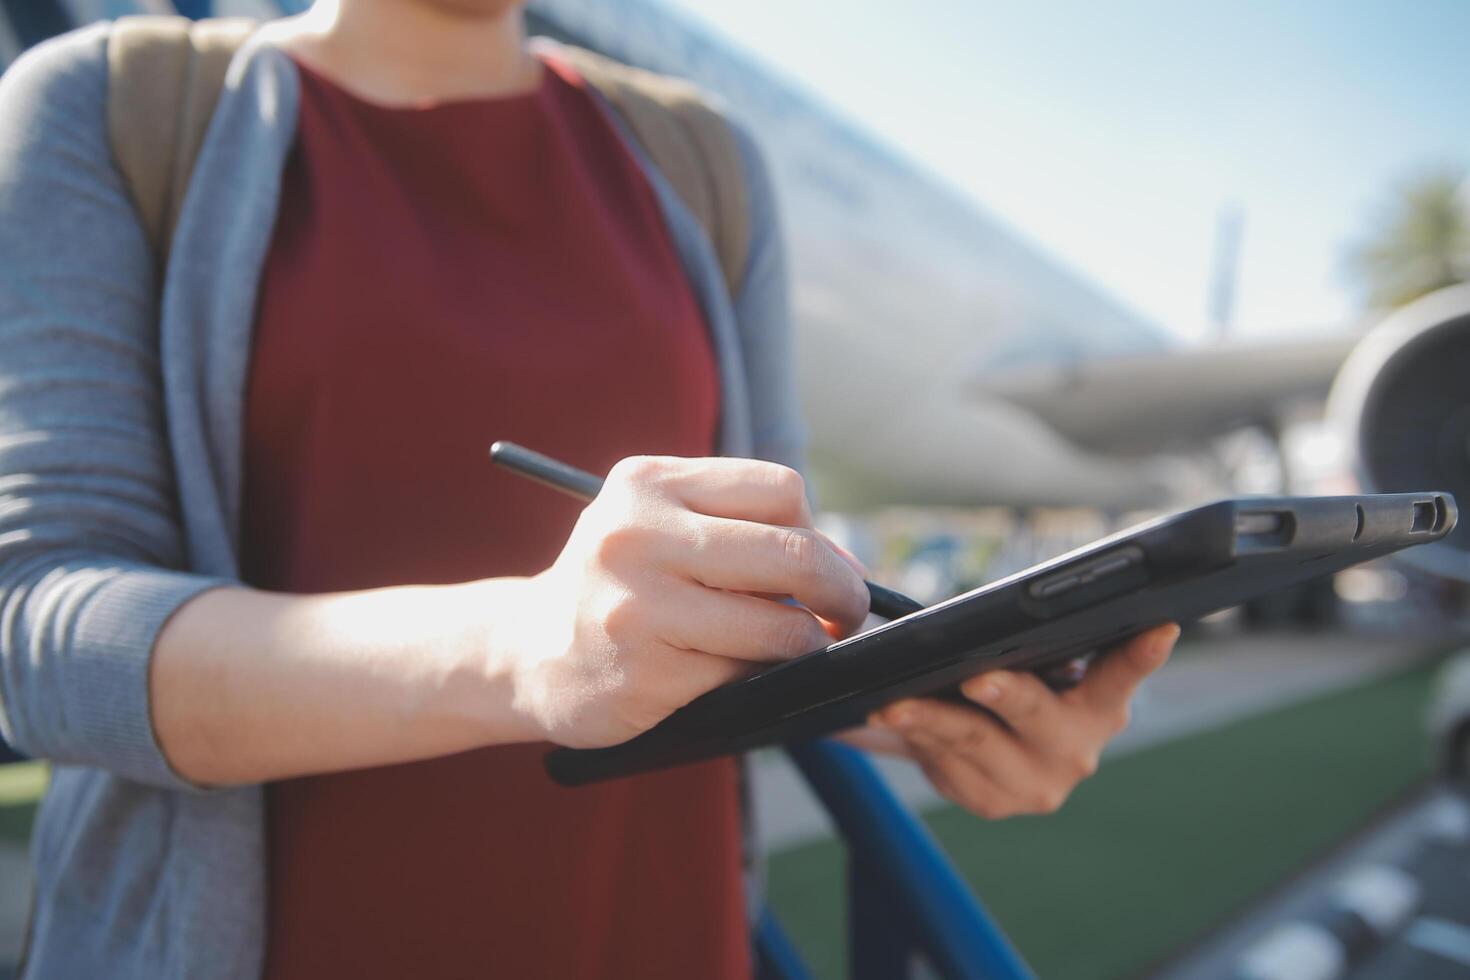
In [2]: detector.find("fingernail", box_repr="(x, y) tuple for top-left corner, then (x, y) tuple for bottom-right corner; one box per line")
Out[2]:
(975, 682), (1002, 705)
(888, 706), (914, 729)
(1141, 626), (1179, 664)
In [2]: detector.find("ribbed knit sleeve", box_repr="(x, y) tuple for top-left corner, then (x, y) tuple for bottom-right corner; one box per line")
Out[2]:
(0, 25), (229, 789)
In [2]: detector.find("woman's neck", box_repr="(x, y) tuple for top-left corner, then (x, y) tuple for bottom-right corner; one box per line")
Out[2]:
(264, 0), (541, 107)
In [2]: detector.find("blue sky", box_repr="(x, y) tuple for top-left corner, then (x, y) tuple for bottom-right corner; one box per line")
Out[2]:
(657, 0), (1470, 341)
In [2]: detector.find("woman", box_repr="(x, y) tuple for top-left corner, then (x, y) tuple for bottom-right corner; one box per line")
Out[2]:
(0, 1), (1177, 977)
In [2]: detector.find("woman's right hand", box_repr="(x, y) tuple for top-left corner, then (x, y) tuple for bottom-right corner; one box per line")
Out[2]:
(500, 456), (871, 749)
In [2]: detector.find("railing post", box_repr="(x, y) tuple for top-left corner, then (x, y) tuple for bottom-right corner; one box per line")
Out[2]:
(754, 909), (815, 980)
(172, 0), (213, 19)
(850, 858), (914, 979)
(786, 739), (1035, 980)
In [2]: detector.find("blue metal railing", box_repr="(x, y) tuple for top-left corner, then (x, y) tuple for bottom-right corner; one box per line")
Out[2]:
(0, 0), (70, 49)
(761, 741), (1035, 980)
(171, 0), (213, 18)
(754, 908), (815, 980)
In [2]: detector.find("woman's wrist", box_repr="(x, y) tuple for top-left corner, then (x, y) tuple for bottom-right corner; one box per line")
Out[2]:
(429, 575), (549, 748)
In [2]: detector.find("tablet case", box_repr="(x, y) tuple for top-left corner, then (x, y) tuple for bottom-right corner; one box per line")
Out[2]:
(546, 492), (1457, 785)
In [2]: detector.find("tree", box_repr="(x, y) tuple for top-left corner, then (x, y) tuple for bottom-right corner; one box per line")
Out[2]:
(1348, 168), (1470, 310)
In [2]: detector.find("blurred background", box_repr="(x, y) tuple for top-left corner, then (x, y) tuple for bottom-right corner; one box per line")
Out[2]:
(3, 1), (1470, 977)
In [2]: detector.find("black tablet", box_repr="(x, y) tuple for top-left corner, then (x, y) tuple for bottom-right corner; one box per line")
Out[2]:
(545, 492), (1457, 786)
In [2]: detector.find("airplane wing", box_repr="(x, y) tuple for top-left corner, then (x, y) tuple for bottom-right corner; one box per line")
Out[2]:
(967, 332), (1364, 456)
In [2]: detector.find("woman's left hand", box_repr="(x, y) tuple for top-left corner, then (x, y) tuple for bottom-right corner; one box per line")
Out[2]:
(844, 624), (1180, 819)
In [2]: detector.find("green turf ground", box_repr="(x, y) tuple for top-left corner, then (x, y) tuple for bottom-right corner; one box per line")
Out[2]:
(766, 662), (1439, 979)
(0, 761), (44, 848)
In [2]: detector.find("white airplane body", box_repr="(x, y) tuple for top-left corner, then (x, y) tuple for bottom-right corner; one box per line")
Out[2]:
(528, 0), (1200, 509)
(7, 0), (1368, 511)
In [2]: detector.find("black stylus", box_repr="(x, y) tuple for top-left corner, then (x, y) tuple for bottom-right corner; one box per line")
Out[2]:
(489, 440), (926, 621)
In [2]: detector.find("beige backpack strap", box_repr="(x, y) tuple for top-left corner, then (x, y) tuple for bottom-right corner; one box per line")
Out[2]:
(107, 15), (256, 270)
(106, 25), (749, 293)
(554, 45), (751, 296)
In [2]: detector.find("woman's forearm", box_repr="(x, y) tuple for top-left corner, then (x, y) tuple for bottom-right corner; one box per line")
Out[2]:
(147, 456), (873, 787)
(149, 579), (532, 786)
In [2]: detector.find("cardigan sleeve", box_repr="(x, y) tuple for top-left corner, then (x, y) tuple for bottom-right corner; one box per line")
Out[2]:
(0, 25), (229, 790)
(727, 121), (808, 475)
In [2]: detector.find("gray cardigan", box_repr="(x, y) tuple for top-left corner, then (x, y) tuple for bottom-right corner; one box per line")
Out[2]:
(0, 21), (801, 979)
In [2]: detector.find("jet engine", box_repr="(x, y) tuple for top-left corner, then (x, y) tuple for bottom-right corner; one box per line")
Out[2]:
(1329, 283), (1470, 582)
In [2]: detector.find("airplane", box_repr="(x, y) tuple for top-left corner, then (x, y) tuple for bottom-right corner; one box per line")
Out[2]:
(1, 0), (1460, 535)
(521, 0), (1394, 515)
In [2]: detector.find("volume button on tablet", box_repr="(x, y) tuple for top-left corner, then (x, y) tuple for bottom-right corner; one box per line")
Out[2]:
(1033, 575), (1080, 599)
(1088, 554), (1135, 577)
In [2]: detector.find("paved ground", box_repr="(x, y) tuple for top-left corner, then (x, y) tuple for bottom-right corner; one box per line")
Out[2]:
(1160, 786), (1470, 979)
(751, 627), (1453, 850)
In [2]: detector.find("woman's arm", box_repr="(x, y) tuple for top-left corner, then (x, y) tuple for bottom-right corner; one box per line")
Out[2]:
(148, 456), (870, 786)
(0, 31), (869, 789)
(0, 27), (232, 789)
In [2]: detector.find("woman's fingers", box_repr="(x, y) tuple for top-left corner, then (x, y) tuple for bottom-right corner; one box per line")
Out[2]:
(880, 698), (1049, 798)
(876, 697), (1003, 754)
(653, 580), (833, 663)
(835, 723), (914, 758)
(859, 627), (1179, 821)
(1068, 624), (1180, 715)
(603, 457), (870, 635)
(914, 752), (1019, 818)
(814, 528), (868, 577)
(620, 455), (814, 527)
(674, 515), (870, 637)
(883, 702), (1054, 817)
(957, 670), (1064, 742)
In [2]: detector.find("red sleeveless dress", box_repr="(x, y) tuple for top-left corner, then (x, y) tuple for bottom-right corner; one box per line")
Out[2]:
(243, 56), (749, 979)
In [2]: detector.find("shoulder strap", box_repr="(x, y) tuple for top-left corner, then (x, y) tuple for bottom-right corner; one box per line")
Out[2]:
(107, 15), (256, 271)
(552, 45), (751, 296)
(105, 23), (751, 296)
